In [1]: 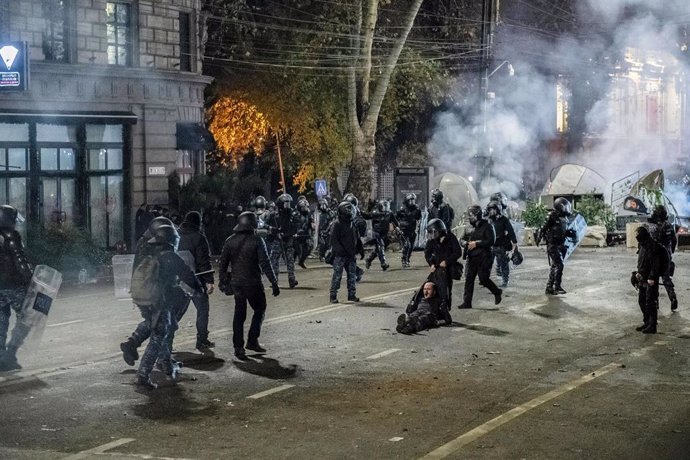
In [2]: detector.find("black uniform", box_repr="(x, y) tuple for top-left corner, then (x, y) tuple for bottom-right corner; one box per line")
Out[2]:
(264, 206), (299, 288)
(490, 215), (517, 287)
(178, 213), (215, 348)
(219, 228), (279, 358)
(317, 203), (336, 260)
(424, 232), (463, 309)
(649, 221), (678, 311)
(396, 204), (421, 267)
(429, 203), (455, 231)
(295, 206), (315, 268)
(635, 229), (667, 333)
(365, 206), (399, 270)
(0, 226), (33, 371)
(539, 210), (571, 294)
(460, 218), (502, 308)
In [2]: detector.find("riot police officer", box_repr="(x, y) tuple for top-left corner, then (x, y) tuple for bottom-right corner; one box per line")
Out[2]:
(648, 205), (678, 311)
(634, 226), (668, 334)
(429, 189), (455, 231)
(264, 194), (299, 288)
(317, 197), (336, 261)
(424, 218), (462, 319)
(486, 200), (518, 287)
(397, 193), (422, 268)
(365, 200), (399, 271)
(295, 198), (315, 268)
(0, 205), (33, 371)
(342, 193), (366, 282)
(459, 205), (502, 309)
(538, 197), (575, 295)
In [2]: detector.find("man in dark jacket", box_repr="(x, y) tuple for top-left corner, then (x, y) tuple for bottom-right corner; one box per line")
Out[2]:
(424, 218), (462, 319)
(135, 225), (203, 389)
(219, 212), (280, 361)
(397, 193), (422, 268)
(295, 198), (315, 268)
(538, 197), (576, 295)
(634, 226), (667, 334)
(264, 194), (299, 288)
(365, 200), (399, 271)
(329, 202), (362, 304)
(396, 281), (443, 334)
(317, 197), (336, 261)
(486, 200), (518, 287)
(0, 205), (34, 371)
(459, 205), (502, 309)
(648, 205), (678, 311)
(429, 189), (455, 231)
(178, 211), (215, 350)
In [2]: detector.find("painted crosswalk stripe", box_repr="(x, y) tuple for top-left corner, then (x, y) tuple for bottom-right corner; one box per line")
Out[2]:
(247, 384), (295, 400)
(47, 319), (84, 328)
(63, 438), (135, 459)
(366, 348), (401, 360)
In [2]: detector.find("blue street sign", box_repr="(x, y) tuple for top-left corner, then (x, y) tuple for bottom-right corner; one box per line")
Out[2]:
(314, 179), (328, 197)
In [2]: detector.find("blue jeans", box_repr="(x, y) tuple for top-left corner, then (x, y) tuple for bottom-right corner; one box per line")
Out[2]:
(330, 256), (357, 299)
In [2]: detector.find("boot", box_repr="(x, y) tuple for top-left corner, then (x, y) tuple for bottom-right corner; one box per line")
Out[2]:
(0, 351), (21, 372)
(246, 342), (267, 353)
(641, 324), (657, 334)
(381, 263), (390, 271)
(330, 295), (339, 304)
(494, 289), (503, 305)
(457, 302), (472, 309)
(396, 314), (406, 333)
(120, 339), (139, 366)
(365, 258), (372, 269)
(545, 286), (557, 295)
(156, 360), (181, 380)
(635, 323), (648, 332)
(347, 294), (360, 302)
(196, 338), (215, 351)
(234, 347), (249, 361)
(554, 286), (567, 295)
(289, 280), (299, 289)
(135, 374), (158, 390)
(671, 298), (678, 311)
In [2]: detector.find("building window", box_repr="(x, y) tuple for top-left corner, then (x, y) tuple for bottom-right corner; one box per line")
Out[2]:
(179, 12), (192, 72)
(42, 0), (71, 62)
(106, 2), (131, 66)
(176, 149), (195, 185)
(0, 124), (30, 235)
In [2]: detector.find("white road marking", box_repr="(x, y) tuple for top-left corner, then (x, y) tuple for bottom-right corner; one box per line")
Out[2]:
(366, 348), (400, 360)
(246, 384), (295, 400)
(94, 452), (195, 459)
(64, 438), (135, 459)
(47, 319), (84, 328)
(419, 363), (620, 459)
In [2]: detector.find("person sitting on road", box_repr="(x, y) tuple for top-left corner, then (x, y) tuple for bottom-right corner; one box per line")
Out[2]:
(396, 282), (443, 334)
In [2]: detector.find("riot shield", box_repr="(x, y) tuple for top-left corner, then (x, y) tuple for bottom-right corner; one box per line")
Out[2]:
(178, 250), (195, 271)
(112, 254), (135, 298)
(19, 265), (63, 345)
(563, 214), (588, 261)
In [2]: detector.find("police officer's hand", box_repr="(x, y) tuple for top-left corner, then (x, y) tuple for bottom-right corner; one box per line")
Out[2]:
(468, 241), (477, 250)
(206, 283), (215, 295)
(430, 265), (436, 273)
(647, 279), (655, 286)
(272, 284), (281, 297)
(439, 261), (447, 268)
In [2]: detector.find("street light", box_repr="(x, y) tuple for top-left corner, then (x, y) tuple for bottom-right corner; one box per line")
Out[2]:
(478, 60), (514, 188)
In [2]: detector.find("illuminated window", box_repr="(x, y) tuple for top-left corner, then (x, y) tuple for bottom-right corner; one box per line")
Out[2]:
(556, 76), (570, 134)
(106, 2), (131, 66)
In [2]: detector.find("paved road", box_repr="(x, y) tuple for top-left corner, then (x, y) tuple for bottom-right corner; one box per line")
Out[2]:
(1, 246), (689, 459)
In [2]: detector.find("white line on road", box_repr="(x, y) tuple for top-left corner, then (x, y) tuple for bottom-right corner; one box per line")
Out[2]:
(419, 362), (621, 459)
(366, 348), (400, 360)
(247, 384), (295, 400)
(47, 319), (84, 328)
(64, 438), (135, 460)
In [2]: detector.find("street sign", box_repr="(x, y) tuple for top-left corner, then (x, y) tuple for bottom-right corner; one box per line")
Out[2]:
(0, 42), (29, 92)
(314, 179), (328, 197)
(148, 166), (166, 176)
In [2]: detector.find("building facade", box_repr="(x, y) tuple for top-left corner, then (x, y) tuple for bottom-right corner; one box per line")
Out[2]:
(0, 0), (212, 248)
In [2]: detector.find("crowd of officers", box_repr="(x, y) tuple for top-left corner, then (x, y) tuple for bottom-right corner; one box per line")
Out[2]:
(0, 191), (681, 381)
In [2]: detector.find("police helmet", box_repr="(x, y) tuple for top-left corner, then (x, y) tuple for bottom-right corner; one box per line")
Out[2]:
(511, 249), (523, 266)
(343, 193), (359, 208)
(234, 211), (258, 233)
(253, 195), (267, 210)
(486, 200), (502, 219)
(276, 193), (293, 210)
(554, 197), (572, 216)
(431, 189), (444, 205)
(148, 224), (180, 250)
(338, 201), (355, 221)
(318, 198), (330, 212)
(147, 216), (174, 237)
(0, 205), (19, 229)
(636, 226), (652, 245)
(467, 205), (483, 227)
(426, 218), (447, 240)
(651, 205), (668, 223)
(375, 200), (386, 212)
(382, 200), (391, 212)
(490, 192), (508, 210)
(404, 193), (417, 207)
(267, 200), (276, 211)
(297, 198), (310, 213)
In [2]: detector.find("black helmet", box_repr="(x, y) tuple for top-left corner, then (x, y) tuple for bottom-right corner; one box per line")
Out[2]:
(636, 226), (652, 245)
(146, 216), (173, 239)
(0, 205), (19, 229)
(467, 205), (483, 227)
(554, 197), (572, 216)
(297, 198), (310, 213)
(490, 192), (508, 210)
(343, 193), (359, 208)
(650, 205), (668, 223)
(375, 200), (386, 212)
(318, 198), (330, 212)
(253, 195), (267, 210)
(338, 201), (355, 221)
(426, 218), (447, 240)
(431, 189), (443, 206)
(511, 249), (523, 266)
(234, 211), (258, 232)
(276, 193), (293, 210)
(486, 200), (502, 220)
(404, 193), (417, 208)
(147, 224), (180, 250)
(267, 200), (276, 211)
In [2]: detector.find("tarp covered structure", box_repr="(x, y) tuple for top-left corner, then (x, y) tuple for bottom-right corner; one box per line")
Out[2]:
(541, 164), (607, 197)
(431, 173), (479, 228)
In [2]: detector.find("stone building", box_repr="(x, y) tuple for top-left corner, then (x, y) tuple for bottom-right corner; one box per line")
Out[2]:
(0, 0), (212, 247)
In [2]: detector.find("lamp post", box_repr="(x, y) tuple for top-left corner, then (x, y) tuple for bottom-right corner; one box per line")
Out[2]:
(479, 60), (514, 188)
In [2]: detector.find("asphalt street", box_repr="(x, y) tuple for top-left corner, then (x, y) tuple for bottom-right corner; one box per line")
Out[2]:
(1, 245), (690, 459)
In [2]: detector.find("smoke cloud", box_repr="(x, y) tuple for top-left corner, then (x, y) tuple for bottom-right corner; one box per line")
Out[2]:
(428, 0), (690, 212)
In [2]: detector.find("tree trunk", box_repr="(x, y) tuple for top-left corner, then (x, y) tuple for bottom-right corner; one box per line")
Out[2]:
(347, 134), (376, 204)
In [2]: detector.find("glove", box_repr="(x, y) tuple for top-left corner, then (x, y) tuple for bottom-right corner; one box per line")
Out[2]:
(630, 271), (639, 289)
(359, 250), (365, 260)
(272, 284), (281, 297)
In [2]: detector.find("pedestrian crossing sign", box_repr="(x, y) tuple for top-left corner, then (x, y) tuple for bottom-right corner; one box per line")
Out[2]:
(314, 179), (328, 197)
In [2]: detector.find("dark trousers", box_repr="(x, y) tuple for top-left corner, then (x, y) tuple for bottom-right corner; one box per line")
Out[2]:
(0, 288), (28, 354)
(232, 285), (267, 350)
(463, 255), (500, 307)
(177, 292), (210, 342)
(638, 282), (659, 326)
(492, 247), (510, 283)
(547, 245), (565, 289)
(137, 306), (172, 379)
(366, 232), (387, 266)
(402, 231), (416, 264)
(317, 232), (330, 259)
(296, 236), (314, 265)
(330, 256), (357, 298)
(431, 268), (453, 307)
(130, 288), (188, 348)
(402, 311), (436, 333)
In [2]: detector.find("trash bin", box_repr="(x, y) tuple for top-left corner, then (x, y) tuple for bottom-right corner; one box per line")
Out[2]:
(112, 255), (135, 298)
(20, 265), (63, 345)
